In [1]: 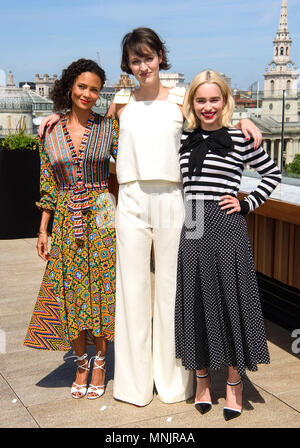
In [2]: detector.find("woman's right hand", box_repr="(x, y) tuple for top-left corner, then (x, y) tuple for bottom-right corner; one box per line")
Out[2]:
(38, 114), (60, 138)
(36, 233), (50, 261)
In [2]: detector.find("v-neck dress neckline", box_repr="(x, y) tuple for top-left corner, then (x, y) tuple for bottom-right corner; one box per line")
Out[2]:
(61, 111), (95, 163)
(60, 111), (95, 239)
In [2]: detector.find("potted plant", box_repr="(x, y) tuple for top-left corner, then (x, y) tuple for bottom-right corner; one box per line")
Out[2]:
(0, 131), (41, 239)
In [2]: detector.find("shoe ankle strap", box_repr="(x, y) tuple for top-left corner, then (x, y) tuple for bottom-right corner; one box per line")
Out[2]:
(196, 372), (209, 379)
(227, 379), (242, 386)
(65, 353), (89, 370)
(88, 351), (106, 369)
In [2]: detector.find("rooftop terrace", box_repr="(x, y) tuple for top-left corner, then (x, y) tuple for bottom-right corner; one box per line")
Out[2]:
(0, 237), (299, 429)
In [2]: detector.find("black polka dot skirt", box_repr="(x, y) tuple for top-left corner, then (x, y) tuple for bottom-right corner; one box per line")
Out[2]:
(175, 200), (270, 376)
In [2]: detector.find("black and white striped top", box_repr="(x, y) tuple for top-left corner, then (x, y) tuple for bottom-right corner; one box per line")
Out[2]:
(180, 128), (281, 212)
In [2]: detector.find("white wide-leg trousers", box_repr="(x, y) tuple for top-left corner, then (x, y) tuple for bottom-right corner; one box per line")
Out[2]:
(113, 180), (193, 406)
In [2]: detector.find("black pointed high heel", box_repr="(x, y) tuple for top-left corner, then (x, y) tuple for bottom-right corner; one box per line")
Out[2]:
(194, 372), (212, 415)
(223, 379), (243, 421)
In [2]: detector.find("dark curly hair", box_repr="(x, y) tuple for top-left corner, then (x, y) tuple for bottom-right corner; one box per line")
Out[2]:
(50, 58), (106, 111)
(121, 27), (171, 75)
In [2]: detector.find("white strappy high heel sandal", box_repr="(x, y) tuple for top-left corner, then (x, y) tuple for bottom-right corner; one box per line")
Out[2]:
(86, 351), (106, 400)
(66, 353), (89, 399)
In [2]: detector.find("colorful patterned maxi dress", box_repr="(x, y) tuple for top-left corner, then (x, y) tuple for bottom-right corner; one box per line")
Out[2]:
(24, 112), (118, 351)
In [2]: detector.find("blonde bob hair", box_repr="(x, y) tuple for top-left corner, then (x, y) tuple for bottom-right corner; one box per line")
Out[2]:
(183, 70), (235, 130)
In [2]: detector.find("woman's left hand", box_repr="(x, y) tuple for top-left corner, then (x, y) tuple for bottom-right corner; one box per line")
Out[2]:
(219, 195), (241, 215)
(239, 119), (262, 149)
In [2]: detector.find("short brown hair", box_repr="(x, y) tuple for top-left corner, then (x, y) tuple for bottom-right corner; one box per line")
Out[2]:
(121, 27), (171, 74)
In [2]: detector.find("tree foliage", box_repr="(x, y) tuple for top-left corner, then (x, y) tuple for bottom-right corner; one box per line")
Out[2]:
(286, 154), (300, 176)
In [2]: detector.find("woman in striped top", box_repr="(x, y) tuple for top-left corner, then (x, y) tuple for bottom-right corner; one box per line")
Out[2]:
(24, 59), (118, 400)
(175, 70), (281, 421)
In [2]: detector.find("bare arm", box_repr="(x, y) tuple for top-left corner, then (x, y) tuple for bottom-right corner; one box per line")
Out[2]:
(107, 102), (117, 118)
(107, 102), (126, 120)
(36, 210), (52, 261)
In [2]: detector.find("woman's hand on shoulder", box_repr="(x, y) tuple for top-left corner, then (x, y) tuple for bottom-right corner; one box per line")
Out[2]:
(237, 118), (262, 149)
(38, 114), (60, 138)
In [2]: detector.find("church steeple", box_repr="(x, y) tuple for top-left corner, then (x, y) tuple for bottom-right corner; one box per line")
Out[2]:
(7, 71), (16, 87)
(278, 0), (288, 32)
(262, 0), (298, 122)
(273, 0), (292, 62)
(265, 0), (297, 83)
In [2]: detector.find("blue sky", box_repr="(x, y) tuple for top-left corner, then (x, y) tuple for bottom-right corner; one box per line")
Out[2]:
(1, 0), (300, 89)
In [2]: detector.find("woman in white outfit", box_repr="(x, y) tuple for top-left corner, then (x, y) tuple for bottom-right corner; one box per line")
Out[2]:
(108, 27), (262, 406)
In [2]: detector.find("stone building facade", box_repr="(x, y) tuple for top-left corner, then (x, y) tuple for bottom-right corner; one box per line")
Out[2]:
(233, 0), (300, 170)
(159, 72), (185, 88)
(262, 0), (298, 124)
(0, 72), (53, 136)
(260, 0), (299, 168)
(35, 73), (58, 99)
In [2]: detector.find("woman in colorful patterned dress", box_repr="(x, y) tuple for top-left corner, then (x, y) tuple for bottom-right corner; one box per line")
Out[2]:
(24, 59), (118, 399)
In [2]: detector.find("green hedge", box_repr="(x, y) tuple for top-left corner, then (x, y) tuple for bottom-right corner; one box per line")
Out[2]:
(0, 132), (39, 150)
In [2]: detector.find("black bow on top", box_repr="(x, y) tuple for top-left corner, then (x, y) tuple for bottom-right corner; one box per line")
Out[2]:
(180, 127), (234, 178)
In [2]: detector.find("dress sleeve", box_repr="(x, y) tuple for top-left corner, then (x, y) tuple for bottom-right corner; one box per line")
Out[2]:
(110, 118), (119, 160)
(240, 137), (282, 214)
(167, 87), (186, 105)
(113, 88), (132, 104)
(36, 138), (58, 212)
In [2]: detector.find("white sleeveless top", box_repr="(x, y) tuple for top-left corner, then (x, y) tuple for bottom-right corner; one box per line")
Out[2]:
(114, 87), (185, 184)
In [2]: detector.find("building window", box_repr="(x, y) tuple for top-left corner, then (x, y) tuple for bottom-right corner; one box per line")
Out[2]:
(286, 47), (289, 56)
(280, 47), (284, 55)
